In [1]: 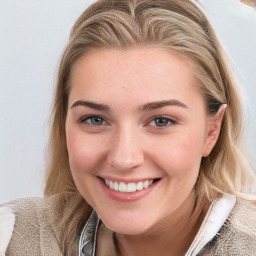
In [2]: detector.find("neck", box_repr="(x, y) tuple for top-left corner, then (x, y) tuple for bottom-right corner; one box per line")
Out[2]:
(115, 192), (209, 256)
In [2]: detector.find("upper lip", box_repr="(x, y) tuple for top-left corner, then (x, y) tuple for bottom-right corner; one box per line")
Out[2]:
(98, 176), (161, 183)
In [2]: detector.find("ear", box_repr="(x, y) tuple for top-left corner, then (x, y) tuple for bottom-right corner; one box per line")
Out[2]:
(202, 104), (227, 157)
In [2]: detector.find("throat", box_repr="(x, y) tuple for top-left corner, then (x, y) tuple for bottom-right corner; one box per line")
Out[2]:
(114, 205), (207, 256)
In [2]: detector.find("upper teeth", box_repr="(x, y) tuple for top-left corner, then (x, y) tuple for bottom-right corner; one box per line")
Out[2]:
(104, 179), (154, 193)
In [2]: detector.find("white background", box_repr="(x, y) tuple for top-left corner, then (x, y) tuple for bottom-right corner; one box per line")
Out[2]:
(0, 0), (255, 203)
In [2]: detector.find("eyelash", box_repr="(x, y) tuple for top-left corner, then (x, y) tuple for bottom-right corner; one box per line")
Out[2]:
(147, 116), (177, 128)
(79, 115), (107, 126)
(78, 115), (177, 129)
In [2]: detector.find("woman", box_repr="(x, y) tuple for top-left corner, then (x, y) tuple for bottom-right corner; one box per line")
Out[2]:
(1, 0), (256, 255)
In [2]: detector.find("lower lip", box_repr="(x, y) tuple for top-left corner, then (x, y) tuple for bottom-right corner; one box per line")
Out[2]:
(99, 178), (161, 202)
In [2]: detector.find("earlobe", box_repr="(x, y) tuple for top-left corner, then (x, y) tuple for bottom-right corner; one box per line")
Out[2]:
(202, 104), (227, 157)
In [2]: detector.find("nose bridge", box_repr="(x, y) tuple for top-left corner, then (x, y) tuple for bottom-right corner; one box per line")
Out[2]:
(106, 124), (144, 171)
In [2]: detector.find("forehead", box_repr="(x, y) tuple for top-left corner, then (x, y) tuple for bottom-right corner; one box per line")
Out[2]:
(69, 47), (203, 108)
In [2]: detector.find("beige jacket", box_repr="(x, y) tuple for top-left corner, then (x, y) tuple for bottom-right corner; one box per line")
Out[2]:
(0, 193), (88, 256)
(1, 194), (256, 256)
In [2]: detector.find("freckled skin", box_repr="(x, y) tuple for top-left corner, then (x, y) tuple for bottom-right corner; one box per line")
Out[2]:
(65, 47), (222, 254)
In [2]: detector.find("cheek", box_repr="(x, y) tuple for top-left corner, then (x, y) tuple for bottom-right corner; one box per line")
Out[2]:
(66, 129), (106, 174)
(65, 129), (107, 206)
(148, 129), (205, 177)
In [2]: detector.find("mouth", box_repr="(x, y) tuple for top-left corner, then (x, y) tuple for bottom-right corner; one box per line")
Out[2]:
(100, 178), (160, 193)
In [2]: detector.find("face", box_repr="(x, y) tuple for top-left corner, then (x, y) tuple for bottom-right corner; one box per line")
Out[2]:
(65, 47), (220, 235)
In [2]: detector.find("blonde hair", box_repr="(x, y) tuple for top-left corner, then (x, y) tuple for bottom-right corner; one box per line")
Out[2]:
(44, 0), (255, 250)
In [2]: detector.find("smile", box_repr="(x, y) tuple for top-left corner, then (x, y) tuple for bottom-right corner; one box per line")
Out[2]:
(104, 179), (155, 193)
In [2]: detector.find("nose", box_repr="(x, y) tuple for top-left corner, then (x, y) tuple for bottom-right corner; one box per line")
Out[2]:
(106, 127), (144, 171)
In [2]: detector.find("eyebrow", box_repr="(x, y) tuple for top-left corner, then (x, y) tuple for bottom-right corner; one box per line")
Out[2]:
(70, 99), (188, 112)
(70, 100), (110, 111)
(138, 100), (188, 112)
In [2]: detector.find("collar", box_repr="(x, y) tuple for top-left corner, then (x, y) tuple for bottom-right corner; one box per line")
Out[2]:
(79, 194), (236, 256)
(79, 211), (100, 256)
(185, 193), (236, 255)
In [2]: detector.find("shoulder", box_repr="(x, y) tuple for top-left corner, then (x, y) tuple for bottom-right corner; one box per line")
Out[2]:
(0, 204), (15, 255)
(230, 198), (256, 235)
(0, 196), (62, 255)
(0, 197), (45, 255)
(0, 193), (91, 255)
(1, 196), (59, 231)
(0, 194), (84, 255)
(1, 197), (46, 220)
(201, 197), (256, 256)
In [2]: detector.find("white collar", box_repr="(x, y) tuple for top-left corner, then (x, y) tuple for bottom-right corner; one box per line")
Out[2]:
(185, 193), (236, 255)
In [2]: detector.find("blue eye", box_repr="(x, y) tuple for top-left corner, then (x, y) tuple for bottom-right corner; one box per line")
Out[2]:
(150, 117), (176, 127)
(79, 116), (105, 126)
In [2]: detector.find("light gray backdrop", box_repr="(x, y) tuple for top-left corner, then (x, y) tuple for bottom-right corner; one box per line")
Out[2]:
(0, 0), (255, 203)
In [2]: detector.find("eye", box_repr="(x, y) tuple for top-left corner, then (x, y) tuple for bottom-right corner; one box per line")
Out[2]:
(79, 115), (106, 126)
(149, 117), (177, 128)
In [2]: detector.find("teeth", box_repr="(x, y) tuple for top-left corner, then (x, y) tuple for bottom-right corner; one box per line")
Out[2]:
(114, 181), (119, 191)
(127, 183), (136, 192)
(119, 182), (126, 192)
(144, 180), (149, 188)
(136, 181), (143, 191)
(104, 178), (155, 193)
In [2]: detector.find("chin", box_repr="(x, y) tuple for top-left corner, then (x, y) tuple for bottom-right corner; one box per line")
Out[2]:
(100, 209), (155, 235)
(105, 221), (150, 235)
